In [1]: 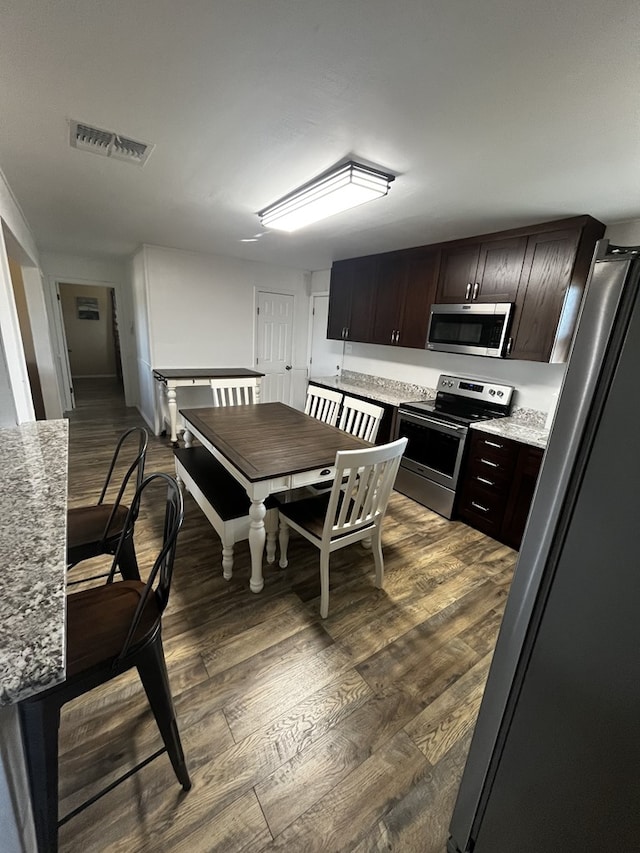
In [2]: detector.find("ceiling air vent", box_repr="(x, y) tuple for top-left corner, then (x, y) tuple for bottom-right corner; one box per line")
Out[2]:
(69, 120), (154, 166)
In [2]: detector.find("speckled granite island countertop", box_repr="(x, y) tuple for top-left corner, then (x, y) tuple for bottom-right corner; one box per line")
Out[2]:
(471, 411), (550, 450)
(0, 420), (68, 704)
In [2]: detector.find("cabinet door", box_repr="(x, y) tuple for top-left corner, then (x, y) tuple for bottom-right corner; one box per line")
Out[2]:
(398, 251), (439, 348)
(327, 261), (353, 340)
(475, 236), (527, 302)
(508, 229), (580, 361)
(347, 256), (378, 342)
(371, 255), (404, 345)
(501, 445), (543, 549)
(436, 244), (480, 303)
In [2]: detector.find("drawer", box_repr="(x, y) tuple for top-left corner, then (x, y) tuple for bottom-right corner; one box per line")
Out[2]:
(458, 490), (504, 538)
(471, 433), (518, 464)
(467, 453), (514, 485)
(459, 484), (507, 519)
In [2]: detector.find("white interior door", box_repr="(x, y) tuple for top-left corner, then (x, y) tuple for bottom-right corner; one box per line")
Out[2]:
(256, 291), (294, 403)
(309, 294), (343, 378)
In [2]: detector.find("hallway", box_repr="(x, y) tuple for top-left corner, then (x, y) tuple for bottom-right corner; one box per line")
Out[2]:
(59, 383), (516, 852)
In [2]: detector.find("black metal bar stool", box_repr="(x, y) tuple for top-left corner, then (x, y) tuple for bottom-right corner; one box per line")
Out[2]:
(66, 426), (148, 582)
(20, 472), (191, 852)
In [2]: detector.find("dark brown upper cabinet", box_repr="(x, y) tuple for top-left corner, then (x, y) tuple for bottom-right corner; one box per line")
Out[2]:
(327, 256), (378, 343)
(506, 218), (605, 362)
(371, 249), (440, 348)
(436, 236), (527, 304)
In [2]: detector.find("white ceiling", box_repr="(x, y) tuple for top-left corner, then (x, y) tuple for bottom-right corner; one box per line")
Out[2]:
(0, 0), (638, 271)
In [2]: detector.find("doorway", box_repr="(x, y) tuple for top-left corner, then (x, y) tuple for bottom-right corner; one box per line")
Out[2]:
(57, 282), (124, 407)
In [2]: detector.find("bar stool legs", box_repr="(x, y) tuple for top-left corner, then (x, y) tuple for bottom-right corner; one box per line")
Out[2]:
(135, 634), (192, 791)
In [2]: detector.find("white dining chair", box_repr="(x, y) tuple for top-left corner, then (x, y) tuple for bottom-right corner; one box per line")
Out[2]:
(304, 385), (343, 426)
(210, 376), (261, 407)
(278, 437), (408, 618)
(339, 395), (384, 442)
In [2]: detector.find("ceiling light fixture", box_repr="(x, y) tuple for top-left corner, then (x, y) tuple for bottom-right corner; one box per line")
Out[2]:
(258, 160), (395, 232)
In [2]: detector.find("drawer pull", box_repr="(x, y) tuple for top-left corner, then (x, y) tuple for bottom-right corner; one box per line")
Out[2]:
(471, 501), (490, 513)
(476, 476), (495, 487)
(320, 469), (331, 476)
(480, 458), (499, 468)
(484, 440), (503, 449)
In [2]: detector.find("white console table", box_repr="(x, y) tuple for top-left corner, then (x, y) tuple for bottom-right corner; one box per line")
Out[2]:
(152, 367), (264, 445)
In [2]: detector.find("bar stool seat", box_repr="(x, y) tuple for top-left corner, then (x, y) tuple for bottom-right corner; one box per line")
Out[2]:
(67, 504), (130, 553)
(65, 580), (161, 678)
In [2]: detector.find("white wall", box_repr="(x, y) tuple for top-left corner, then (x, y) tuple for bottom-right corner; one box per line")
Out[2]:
(130, 248), (154, 428)
(140, 245), (310, 421)
(605, 219), (640, 244)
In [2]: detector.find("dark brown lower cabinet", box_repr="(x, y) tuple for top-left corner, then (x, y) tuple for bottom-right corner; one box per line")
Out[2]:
(457, 431), (543, 550)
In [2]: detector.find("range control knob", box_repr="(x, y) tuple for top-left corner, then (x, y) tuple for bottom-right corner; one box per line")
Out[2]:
(497, 390), (504, 397)
(489, 389), (496, 396)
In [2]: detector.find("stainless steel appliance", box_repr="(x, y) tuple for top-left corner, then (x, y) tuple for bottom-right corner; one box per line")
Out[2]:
(427, 302), (514, 357)
(447, 240), (640, 852)
(394, 374), (513, 518)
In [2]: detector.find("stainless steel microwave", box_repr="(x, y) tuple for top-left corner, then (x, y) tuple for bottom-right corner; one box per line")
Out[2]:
(426, 302), (514, 358)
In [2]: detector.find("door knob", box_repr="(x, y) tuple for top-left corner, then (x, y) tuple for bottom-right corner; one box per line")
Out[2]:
(285, 365), (292, 370)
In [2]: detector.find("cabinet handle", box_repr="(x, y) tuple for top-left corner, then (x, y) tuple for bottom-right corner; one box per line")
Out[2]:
(391, 331), (395, 343)
(484, 440), (503, 449)
(465, 282), (472, 300)
(471, 501), (490, 513)
(473, 282), (480, 300)
(344, 327), (349, 339)
(506, 336), (513, 356)
(476, 476), (495, 487)
(395, 330), (400, 343)
(480, 458), (499, 468)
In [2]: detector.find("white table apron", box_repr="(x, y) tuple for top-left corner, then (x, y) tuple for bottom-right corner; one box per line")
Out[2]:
(182, 415), (340, 593)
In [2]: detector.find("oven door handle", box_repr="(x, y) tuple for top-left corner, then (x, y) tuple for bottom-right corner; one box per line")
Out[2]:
(397, 411), (466, 432)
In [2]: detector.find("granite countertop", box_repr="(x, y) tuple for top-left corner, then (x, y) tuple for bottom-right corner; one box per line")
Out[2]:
(471, 413), (550, 450)
(0, 420), (69, 704)
(310, 373), (434, 407)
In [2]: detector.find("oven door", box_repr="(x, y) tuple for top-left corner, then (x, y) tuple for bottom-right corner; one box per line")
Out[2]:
(395, 409), (468, 489)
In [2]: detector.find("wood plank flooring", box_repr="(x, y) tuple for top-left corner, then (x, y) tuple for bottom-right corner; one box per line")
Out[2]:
(59, 378), (517, 853)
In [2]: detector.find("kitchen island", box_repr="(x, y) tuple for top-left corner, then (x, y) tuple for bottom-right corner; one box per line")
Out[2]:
(0, 419), (68, 853)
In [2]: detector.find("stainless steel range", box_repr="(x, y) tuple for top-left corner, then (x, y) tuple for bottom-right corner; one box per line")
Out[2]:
(394, 374), (514, 518)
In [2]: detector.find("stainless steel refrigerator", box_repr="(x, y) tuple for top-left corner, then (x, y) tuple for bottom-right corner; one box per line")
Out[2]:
(447, 239), (640, 853)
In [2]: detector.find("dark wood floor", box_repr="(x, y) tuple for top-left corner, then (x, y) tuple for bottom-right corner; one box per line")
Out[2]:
(59, 378), (517, 853)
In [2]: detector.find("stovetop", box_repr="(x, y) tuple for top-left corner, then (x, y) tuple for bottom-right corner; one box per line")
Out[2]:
(400, 374), (515, 426)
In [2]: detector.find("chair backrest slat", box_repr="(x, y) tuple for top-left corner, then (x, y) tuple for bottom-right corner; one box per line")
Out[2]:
(210, 377), (261, 407)
(323, 438), (408, 542)
(338, 396), (384, 442)
(305, 385), (343, 426)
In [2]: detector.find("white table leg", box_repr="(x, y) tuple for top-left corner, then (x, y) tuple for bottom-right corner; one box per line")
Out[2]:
(265, 509), (277, 564)
(153, 377), (162, 436)
(248, 498), (266, 592)
(167, 387), (179, 445)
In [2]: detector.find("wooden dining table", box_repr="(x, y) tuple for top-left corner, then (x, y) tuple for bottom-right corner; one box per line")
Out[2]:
(179, 402), (372, 592)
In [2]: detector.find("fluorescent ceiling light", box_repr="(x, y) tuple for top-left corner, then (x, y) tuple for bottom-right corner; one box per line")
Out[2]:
(258, 161), (395, 232)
